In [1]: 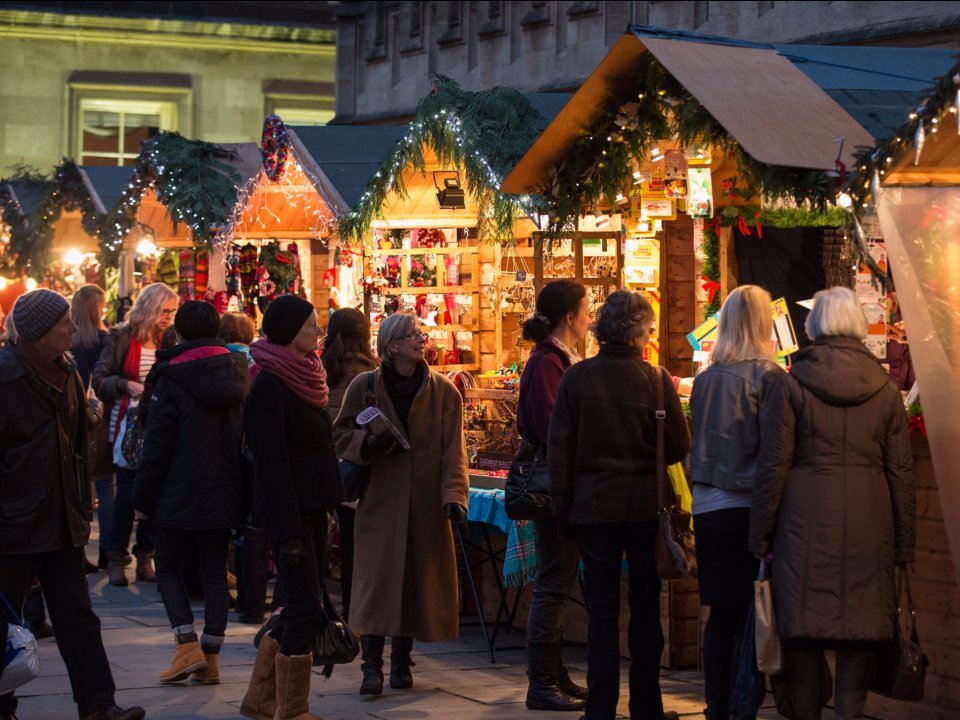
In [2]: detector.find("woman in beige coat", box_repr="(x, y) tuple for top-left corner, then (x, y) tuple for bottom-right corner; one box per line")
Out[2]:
(334, 311), (469, 697)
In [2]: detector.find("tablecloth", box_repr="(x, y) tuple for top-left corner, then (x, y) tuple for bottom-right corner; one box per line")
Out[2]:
(467, 487), (537, 588)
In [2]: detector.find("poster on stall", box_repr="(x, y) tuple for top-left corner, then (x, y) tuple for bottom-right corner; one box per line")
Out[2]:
(687, 313), (720, 353)
(862, 301), (888, 359)
(687, 167), (714, 218)
(772, 297), (799, 357)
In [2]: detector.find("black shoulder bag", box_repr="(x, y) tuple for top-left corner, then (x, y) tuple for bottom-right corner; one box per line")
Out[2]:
(339, 372), (377, 502)
(505, 352), (553, 520)
(312, 585), (360, 676)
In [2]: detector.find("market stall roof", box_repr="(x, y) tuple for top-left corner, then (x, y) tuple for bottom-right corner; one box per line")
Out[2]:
(501, 25), (955, 194)
(0, 177), (48, 218)
(80, 166), (134, 215)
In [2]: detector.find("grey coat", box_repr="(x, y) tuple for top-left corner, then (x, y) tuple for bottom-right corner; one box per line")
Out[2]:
(749, 337), (915, 641)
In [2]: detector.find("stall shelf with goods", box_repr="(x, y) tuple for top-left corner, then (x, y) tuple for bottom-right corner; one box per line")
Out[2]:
(96, 133), (264, 317)
(840, 57), (960, 717)
(337, 78), (571, 375)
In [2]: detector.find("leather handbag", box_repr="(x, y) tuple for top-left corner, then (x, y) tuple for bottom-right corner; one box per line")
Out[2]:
(504, 435), (552, 520)
(339, 372), (378, 502)
(312, 586), (360, 676)
(653, 366), (696, 581)
(86, 388), (113, 481)
(872, 567), (928, 701)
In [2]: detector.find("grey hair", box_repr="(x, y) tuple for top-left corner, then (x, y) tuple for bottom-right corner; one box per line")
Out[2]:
(376, 311), (418, 364)
(592, 290), (654, 345)
(804, 286), (868, 341)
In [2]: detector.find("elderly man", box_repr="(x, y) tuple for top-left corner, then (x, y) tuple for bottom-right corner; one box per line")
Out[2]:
(0, 289), (145, 720)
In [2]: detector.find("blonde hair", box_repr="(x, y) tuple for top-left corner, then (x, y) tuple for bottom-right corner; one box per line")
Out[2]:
(805, 286), (867, 341)
(126, 283), (178, 343)
(711, 285), (775, 365)
(71, 284), (106, 349)
(376, 312), (417, 364)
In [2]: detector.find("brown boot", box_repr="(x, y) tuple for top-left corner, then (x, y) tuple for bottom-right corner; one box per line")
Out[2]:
(107, 550), (128, 587)
(191, 652), (220, 685)
(240, 634), (280, 720)
(159, 638), (207, 683)
(274, 653), (324, 719)
(135, 548), (156, 582)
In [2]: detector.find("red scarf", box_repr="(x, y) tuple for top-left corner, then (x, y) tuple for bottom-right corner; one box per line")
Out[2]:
(250, 339), (329, 409)
(113, 335), (143, 435)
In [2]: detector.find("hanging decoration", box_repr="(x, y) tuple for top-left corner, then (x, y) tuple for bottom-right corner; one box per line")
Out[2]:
(100, 132), (241, 261)
(261, 115), (291, 183)
(535, 52), (835, 238)
(700, 219), (721, 318)
(338, 75), (542, 244)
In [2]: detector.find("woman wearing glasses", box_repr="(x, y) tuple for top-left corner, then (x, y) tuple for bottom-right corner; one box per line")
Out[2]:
(93, 282), (178, 587)
(334, 311), (469, 696)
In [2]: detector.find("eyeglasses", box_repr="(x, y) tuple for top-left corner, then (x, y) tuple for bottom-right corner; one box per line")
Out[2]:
(399, 330), (427, 341)
(161, 309), (176, 317)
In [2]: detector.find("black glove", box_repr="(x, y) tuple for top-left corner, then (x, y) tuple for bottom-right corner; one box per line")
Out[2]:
(443, 502), (468, 524)
(276, 537), (305, 574)
(361, 432), (399, 460)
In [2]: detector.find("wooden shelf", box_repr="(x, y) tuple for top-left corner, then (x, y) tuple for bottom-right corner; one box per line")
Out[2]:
(465, 388), (518, 400)
(368, 246), (479, 256)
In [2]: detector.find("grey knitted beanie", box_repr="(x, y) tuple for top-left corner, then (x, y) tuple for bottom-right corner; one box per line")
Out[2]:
(12, 289), (70, 342)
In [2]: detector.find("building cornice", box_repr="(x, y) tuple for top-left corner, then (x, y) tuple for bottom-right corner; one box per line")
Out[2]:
(0, 9), (336, 54)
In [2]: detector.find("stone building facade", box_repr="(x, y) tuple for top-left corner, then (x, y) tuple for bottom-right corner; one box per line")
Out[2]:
(334, 1), (960, 124)
(0, 2), (338, 172)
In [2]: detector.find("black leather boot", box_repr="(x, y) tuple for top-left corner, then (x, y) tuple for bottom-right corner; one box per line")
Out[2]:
(557, 655), (587, 701)
(78, 706), (145, 720)
(526, 642), (585, 711)
(390, 635), (415, 689)
(359, 634), (385, 696)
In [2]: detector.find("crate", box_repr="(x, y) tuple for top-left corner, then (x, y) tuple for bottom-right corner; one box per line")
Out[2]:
(660, 578), (702, 669)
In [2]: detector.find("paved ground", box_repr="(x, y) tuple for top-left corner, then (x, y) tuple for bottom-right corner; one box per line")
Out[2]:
(13, 540), (788, 720)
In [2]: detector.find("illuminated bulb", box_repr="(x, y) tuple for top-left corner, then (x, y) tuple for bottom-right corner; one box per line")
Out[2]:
(26, 278), (37, 291)
(836, 192), (853, 209)
(136, 238), (159, 257)
(63, 249), (85, 266)
(0, 277), (6, 290)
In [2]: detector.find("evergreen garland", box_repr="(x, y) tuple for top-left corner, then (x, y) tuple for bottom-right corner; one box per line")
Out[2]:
(536, 52), (835, 237)
(0, 166), (54, 274)
(338, 76), (542, 244)
(101, 132), (241, 261)
(700, 221), (721, 317)
(719, 204), (846, 229)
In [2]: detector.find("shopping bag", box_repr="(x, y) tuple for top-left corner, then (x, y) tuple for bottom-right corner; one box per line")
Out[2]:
(0, 593), (41, 694)
(754, 560), (783, 674)
(731, 602), (766, 715)
(667, 462), (692, 516)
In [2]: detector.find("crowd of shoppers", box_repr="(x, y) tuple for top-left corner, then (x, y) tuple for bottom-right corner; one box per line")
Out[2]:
(0, 278), (916, 720)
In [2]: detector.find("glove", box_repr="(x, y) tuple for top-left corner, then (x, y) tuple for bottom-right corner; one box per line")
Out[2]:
(557, 515), (575, 541)
(361, 432), (399, 460)
(277, 537), (305, 574)
(443, 502), (468, 524)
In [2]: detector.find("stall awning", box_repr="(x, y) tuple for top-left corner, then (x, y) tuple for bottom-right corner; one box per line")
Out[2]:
(80, 166), (135, 215)
(502, 31), (875, 193)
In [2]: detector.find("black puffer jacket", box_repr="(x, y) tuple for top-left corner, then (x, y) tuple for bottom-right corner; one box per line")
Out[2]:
(0, 344), (92, 553)
(132, 340), (249, 529)
(749, 337), (915, 641)
(247, 371), (344, 544)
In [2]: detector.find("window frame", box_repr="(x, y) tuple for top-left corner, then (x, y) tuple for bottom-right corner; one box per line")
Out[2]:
(77, 98), (178, 166)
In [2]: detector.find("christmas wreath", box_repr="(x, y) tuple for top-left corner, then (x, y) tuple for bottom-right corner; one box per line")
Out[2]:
(261, 115), (291, 183)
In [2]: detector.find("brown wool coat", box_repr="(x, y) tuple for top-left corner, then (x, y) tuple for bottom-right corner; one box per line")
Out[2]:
(749, 337), (916, 642)
(333, 363), (469, 641)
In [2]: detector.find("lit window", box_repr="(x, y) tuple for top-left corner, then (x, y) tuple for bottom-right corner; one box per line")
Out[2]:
(268, 107), (334, 126)
(78, 99), (177, 166)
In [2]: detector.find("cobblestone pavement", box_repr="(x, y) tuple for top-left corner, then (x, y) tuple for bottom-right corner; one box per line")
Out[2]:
(14, 540), (788, 719)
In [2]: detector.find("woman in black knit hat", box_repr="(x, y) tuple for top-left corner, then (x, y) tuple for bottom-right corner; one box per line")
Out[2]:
(241, 296), (343, 720)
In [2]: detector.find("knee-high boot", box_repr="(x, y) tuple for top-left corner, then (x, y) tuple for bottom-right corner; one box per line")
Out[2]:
(359, 635), (385, 696)
(526, 642), (585, 711)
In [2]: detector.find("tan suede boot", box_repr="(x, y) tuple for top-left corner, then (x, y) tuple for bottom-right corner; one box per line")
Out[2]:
(191, 653), (219, 685)
(274, 653), (324, 719)
(135, 548), (156, 582)
(106, 550), (128, 587)
(240, 634), (280, 720)
(159, 639), (207, 683)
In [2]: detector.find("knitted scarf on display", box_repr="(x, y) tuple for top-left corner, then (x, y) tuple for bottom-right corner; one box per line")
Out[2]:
(250, 339), (329, 409)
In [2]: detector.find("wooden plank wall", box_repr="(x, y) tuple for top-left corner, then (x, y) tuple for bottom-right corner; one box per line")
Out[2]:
(865, 433), (960, 718)
(663, 215), (696, 377)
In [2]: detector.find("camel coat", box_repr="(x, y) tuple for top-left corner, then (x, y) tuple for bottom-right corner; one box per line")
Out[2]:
(333, 363), (469, 641)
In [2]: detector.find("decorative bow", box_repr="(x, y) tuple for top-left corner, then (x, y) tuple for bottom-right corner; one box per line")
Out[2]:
(700, 275), (721, 302)
(908, 414), (927, 439)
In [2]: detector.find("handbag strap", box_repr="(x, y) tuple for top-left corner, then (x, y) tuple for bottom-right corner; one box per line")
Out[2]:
(655, 365), (667, 511)
(0, 590), (23, 626)
(898, 566), (921, 643)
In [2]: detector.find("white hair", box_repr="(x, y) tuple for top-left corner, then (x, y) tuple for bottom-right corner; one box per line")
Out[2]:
(376, 312), (417, 364)
(804, 286), (867, 341)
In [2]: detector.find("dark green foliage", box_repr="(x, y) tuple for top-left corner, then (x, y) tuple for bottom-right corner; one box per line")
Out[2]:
(338, 76), (543, 243)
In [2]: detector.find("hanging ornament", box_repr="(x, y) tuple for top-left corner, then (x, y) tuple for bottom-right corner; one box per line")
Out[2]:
(914, 120), (925, 166)
(261, 115), (291, 183)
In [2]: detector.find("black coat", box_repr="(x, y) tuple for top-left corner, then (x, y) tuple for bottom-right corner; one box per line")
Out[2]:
(247, 370), (344, 544)
(0, 344), (92, 553)
(548, 344), (690, 524)
(132, 340), (249, 529)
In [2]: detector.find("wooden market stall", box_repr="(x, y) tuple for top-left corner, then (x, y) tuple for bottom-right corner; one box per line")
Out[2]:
(96, 133), (263, 314)
(500, 26), (959, 672)
(843, 61), (960, 717)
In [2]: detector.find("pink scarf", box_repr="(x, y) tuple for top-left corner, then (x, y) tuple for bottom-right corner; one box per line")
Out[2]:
(250, 339), (329, 409)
